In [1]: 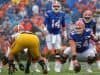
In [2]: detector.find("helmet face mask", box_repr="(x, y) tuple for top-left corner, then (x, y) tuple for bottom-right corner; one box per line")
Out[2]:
(52, 1), (61, 13)
(83, 17), (92, 23)
(84, 17), (91, 20)
(83, 10), (93, 23)
(75, 20), (85, 34)
(75, 27), (84, 34)
(75, 26), (84, 34)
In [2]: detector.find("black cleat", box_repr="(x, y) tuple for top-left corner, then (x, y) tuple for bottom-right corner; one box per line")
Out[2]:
(8, 65), (15, 75)
(25, 60), (31, 74)
(42, 65), (48, 74)
(25, 69), (30, 74)
(2, 56), (8, 65)
(38, 60), (48, 74)
(19, 63), (24, 71)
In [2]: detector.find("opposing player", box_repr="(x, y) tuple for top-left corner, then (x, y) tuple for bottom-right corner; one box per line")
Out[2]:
(61, 20), (96, 73)
(7, 25), (48, 74)
(0, 25), (25, 73)
(43, 1), (67, 72)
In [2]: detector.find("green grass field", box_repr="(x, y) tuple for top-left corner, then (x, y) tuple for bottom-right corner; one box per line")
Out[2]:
(0, 62), (100, 75)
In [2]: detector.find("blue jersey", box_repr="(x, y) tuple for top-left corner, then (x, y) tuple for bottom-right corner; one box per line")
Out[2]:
(44, 10), (65, 34)
(83, 18), (96, 34)
(69, 29), (92, 53)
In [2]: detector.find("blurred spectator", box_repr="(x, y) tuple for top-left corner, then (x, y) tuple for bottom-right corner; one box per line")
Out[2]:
(60, 0), (71, 12)
(45, 0), (53, 11)
(6, 5), (22, 26)
(31, 15), (39, 26)
(38, 0), (47, 16)
(37, 16), (44, 27)
(76, 0), (89, 5)
(32, 4), (39, 15)
(87, 0), (96, 13)
(22, 0), (29, 5)
(18, 1), (28, 18)
(0, 8), (5, 25)
(66, 0), (77, 10)
(2, 17), (12, 28)
(0, 0), (10, 6)
(65, 10), (73, 35)
(75, 0), (89, 11)
(96, 0), (100, 9)
(20, 16), (33, 31)
(0, 8), (4, 18)
(11, 0), (21, 5)
(71, 7), (83, 23)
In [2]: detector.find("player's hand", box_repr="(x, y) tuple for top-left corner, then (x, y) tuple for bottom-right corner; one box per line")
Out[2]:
(62, 31), (67, 40)
(43, 30), (48, 36)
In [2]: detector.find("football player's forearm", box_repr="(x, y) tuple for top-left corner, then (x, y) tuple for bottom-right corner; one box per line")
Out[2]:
(62, 26), (67, 37)
(69, 40), (77, 56)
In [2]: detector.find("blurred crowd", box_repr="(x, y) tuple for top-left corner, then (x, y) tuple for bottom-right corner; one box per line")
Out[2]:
(0, 0), (99, 54)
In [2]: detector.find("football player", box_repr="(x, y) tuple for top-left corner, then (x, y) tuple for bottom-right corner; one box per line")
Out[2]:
(61, 20), (96, 73)
(82, 10), (100, 71)
(7, 25), (48, 74)
(82, 10), (96, 34)
(43, 1), (67, 72)
(1, 25), (26, 73)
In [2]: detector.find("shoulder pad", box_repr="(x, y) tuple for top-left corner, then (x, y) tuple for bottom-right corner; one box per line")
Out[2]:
(70, 31), (75, 35)
(45, 10), (52, 17)
(60, 11), (65, 15)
